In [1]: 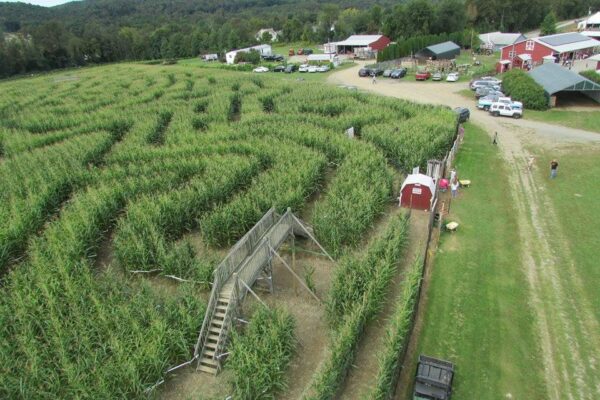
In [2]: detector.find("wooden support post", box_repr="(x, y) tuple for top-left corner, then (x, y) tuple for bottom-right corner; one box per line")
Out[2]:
(292, 214), (336, 263)
(271, 247), (321, 304)
(238, 278), (268, 308)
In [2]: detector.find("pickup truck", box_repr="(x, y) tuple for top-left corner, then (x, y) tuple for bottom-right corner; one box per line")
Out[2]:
(416, 71), (431, 81)
(413, 355), (455, 400)
(489, 101), (523, 118)
(478, 96), (518, 111)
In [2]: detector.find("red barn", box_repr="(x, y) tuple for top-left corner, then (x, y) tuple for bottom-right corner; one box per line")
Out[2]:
(399, 174), (436, 211)
(499, 32), (600, 70)
(333, 35), (391, 54)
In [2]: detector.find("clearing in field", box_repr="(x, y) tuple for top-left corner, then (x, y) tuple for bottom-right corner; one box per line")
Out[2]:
(0, 63), (457, 399)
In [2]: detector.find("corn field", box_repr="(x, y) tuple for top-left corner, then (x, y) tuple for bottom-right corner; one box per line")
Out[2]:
(0, 63), (455, 398)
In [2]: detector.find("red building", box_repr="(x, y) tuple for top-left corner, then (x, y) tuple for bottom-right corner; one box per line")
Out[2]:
(398, 174), (436, 211)
(499, 32), (600, 71)
(332, 35), (391, 54)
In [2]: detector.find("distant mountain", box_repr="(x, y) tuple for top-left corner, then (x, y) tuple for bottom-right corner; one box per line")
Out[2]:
(0, 0), (396, 33)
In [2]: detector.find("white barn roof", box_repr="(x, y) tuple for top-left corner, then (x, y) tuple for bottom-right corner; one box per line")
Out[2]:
(535, 32), (600, 53)
(401, 174), (436, 195)
(335, 35), (383, 47)
(583, 11), (600, 25)
(479, 32), (525, 46)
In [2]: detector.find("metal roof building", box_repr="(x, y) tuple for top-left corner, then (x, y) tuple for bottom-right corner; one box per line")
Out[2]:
(535, 32), (599, 54)
(479, 32), (527, 51)
(578, 11), (600, 39)
(529, 62), (600, 104)
(416, 41), (461, 60)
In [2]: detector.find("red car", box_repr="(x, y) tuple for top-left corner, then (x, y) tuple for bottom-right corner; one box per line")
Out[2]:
(415, 71), (431, 81)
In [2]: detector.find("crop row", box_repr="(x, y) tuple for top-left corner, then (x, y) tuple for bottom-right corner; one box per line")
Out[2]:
(228, 307), (296, 399)
(0, 172), (207, 398)
(114, 154), (264, 281)
(305, 213), (409, 399)
(0, 130), (125, 273)
(371, 253), (424, 400)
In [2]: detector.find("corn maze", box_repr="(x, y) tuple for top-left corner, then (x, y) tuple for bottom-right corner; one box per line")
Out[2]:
(0, 64), (456, 399)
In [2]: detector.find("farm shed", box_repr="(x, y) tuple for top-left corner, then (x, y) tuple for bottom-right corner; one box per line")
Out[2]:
(225, 44), (272, 64)
(416, 41), (461, 60)
(332, 35), (391, 55)
(529, 62), (600, 105)
(479, 32), (527, 52)
(399, 174), (436, 211)
(578, 11), (600, 40)
(501, 32), (600, 69)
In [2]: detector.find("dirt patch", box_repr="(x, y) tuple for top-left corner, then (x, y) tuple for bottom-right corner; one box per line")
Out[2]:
(337, 209), (430, 400)
(158, 367), (232, 400)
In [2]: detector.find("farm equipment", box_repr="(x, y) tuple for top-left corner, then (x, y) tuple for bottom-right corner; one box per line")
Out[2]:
(413, 355), (455, 400)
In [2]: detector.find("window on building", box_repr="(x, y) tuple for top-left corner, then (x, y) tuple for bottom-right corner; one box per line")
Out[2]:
(508, 51), (516, 59)
(525, 40), (535, 51)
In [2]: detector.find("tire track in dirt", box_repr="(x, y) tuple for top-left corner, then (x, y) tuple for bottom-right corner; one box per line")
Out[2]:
(328, 64), (600, 399)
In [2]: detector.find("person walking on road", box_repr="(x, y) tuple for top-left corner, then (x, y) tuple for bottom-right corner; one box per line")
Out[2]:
(492, 131), (498, 145)
(550, 159), (559, 179)
(372, 73), (377, 84)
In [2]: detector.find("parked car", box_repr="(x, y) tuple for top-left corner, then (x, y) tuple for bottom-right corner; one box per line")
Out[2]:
(446, 72), (459, 82)
(308, 65), (318, 73)
(358, 68), (372, 77)
(470, 79), (501, 90)
(432, 72), (443, 81)
(261, 54), (284, 62)
(372, 68), (384, 76)
(416, 71), (431, 81)
(273, 65), (286, 72)
(253, 66), (269, 73)
(383, 69), (393, 77)
(316, 65), (330, 72)
(477, 95), (500, 110)
(302, 48), (314, 55)
(299, 64), (310, 72)
(454, 107), (470, 123)
(480, 76), (502, 84)
(284, 64), (297, 73)
(390, 68), (407, 78)
(489, 102), (523, 118)
(413, 355), (455, 400)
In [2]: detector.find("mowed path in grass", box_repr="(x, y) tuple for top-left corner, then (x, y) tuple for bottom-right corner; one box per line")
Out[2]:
(413, 124), (547, 399)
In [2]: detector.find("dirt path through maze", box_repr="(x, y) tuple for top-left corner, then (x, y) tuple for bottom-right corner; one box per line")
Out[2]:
(328, 64), (600, 399)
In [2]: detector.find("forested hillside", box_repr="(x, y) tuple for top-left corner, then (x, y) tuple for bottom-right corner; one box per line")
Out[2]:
(0, 0), (598, 78)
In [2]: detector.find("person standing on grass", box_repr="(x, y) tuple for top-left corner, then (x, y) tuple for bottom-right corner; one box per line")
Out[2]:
(550, 159), (559, 179)
(493, 131), (498, 145)
(451, 178), (459, 198)
(450, 167), (457, 183)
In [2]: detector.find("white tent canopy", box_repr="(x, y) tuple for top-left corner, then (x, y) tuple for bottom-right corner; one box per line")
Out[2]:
(400, 174), (436, 195)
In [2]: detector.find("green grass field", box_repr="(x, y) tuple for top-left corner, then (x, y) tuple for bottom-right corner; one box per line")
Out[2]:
(415, 124), (547, 399)
(525, 109), (600, 133)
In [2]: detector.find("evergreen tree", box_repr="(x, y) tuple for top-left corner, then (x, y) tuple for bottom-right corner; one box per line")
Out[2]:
(540, 11), (558, 36)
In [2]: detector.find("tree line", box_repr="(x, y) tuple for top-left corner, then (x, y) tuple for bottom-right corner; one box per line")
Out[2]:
(1, 0), (599, 78)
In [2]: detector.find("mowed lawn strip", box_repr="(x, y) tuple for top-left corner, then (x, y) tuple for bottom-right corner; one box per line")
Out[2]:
(416, 124), (546, 399)
(534, 147), (600, 329)
(525, 109), (600, 134)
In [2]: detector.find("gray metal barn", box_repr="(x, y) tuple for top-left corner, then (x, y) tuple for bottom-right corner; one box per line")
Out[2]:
(529, 62), (600, 106)
(416, 41), (461, 60)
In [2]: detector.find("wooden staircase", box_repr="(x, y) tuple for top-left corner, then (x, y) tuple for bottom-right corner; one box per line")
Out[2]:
(197, 287), (234, 374)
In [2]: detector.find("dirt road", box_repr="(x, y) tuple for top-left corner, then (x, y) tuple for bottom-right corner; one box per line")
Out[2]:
(328, 64), (600, 400)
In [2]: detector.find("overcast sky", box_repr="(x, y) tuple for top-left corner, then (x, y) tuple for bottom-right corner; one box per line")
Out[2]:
(3, 0), (79, 6)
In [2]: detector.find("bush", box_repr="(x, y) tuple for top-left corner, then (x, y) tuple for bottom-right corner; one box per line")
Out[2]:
(580, 70), (600, 85)
(501, 69), (549, 110)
